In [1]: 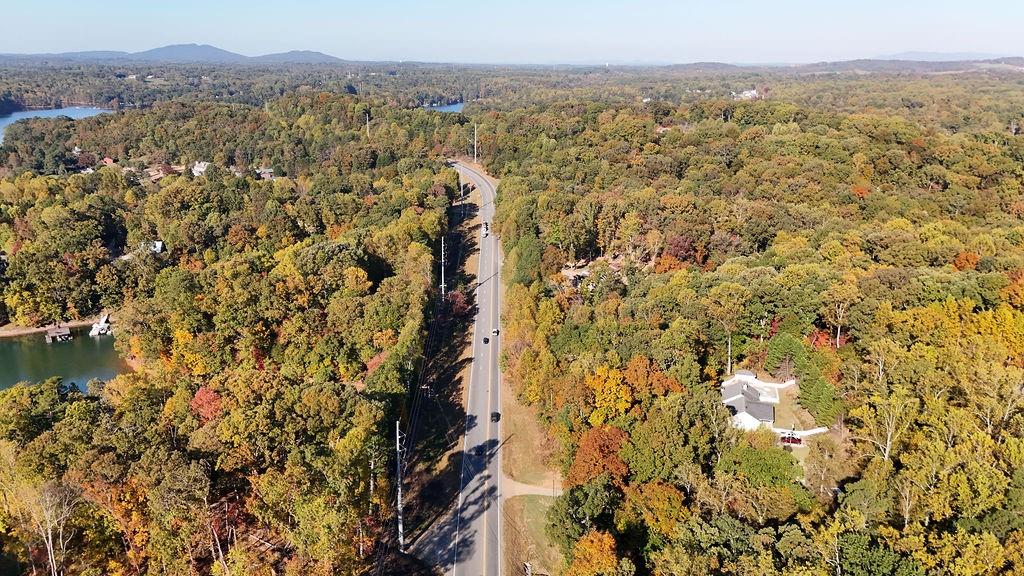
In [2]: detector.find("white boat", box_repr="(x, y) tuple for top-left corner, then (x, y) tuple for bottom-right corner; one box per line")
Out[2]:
(89, 313), (111, 337)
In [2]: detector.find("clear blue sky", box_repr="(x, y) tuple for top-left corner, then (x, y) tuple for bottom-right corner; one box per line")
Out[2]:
(1, 0), (1020, 64)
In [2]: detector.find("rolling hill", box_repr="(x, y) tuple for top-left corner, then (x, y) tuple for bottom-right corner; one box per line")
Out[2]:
(130, 44), (249, 63)
(252, 50), (344, 64)
(0, 44), (345, 65)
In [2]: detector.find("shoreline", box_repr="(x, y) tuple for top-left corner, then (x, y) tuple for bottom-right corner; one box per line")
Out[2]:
(0, 315), (112, 340)
(0, 104), (111, 115)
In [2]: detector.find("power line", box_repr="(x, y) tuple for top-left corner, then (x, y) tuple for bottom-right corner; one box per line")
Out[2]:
(371, 162), (482, 574)
(395, 420), (405, 551)
(370, 193), (456, 573)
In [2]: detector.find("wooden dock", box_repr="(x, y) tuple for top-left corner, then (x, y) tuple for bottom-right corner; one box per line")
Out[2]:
(44, 325), (72, 343)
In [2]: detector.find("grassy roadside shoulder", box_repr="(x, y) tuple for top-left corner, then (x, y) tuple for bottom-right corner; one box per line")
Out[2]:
(490, 161), (565, 574)
(504, 495), (563, 576)
(500, 373), (561, 487)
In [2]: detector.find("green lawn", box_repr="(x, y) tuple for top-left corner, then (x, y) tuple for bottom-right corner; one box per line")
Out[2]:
(505, 495), (563, 576)
(502, 379), (560, 486)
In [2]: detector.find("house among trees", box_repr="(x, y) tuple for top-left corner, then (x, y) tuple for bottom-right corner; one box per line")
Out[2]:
(732, 88), (760, 100)
(118, 240), (164, 261)
(191, 161), (210, 177)
(560, 262), (591, 288)
(720, 370), (791, 431)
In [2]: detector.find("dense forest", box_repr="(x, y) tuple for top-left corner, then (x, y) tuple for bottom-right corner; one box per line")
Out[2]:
(4, 60), (1020, 131)
(0, 60), (483, 113)
(485, 86), (1024, 574)
(1, 62), (1024, 575)
(0, 93), (473, 575)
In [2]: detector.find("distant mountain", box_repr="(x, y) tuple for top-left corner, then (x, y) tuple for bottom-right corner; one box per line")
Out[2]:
(875, 51), (1009, 62)
(131, 44), (249, 63)
(0, 44), (345, 65)
(253, 50), (344, 64)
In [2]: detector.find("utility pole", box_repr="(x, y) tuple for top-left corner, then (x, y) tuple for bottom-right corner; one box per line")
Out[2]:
(457, 167), (468, 222)
(473, 123), (478, 163)
(395, 420), (405, 551)
(440, 235), (447, 296)
(358, 521), (364, 558)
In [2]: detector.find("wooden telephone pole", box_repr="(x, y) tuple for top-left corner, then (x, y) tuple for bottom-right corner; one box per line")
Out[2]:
(440, 235), (447, 296)
(395, 420), (405, 551)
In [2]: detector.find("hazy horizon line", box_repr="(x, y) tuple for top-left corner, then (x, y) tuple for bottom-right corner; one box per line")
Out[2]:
(0, 44), (1016, 68)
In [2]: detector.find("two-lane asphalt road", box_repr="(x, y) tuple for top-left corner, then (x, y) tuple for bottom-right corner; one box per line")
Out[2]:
(450, 161), (503, 576)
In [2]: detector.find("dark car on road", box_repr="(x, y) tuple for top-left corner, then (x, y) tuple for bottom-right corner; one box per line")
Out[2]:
(490, 412), (501, 422)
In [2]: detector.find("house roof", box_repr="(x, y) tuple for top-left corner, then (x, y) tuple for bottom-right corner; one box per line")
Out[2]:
(721, 373), (778, 427)
(723, 394), (775, 423)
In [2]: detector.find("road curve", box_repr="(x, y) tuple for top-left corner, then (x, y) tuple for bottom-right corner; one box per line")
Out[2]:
(449, 161), (503, 576)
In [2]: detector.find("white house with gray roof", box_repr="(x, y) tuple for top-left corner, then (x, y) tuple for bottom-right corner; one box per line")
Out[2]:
(720, 370), (794, 431)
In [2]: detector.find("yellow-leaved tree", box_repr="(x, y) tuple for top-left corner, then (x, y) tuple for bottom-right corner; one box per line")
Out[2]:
(586, 365), (632, 426)
(567, 530), (631, 576)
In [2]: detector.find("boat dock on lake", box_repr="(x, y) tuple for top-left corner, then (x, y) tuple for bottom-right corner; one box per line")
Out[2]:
(44, 325), (72, 343)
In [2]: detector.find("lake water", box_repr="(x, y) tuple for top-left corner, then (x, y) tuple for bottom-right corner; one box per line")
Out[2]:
(427, 102), (465, 113)
(0, 328), (126, 391)
(0, 106), (107, 144)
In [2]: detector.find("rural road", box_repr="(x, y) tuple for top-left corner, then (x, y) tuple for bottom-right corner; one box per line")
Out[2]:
(411, 161), (504, 576)
(449, 161), (503, 576)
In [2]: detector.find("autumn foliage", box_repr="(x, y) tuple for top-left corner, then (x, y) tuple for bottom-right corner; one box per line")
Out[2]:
(566, 426), (629, 488)
(566, 531), (622, 576)
(190, 386), (222, 423)
(953, 250), (981, 271)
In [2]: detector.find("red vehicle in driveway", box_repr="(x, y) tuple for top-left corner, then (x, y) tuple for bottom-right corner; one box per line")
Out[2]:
(780, 434), (802, 446)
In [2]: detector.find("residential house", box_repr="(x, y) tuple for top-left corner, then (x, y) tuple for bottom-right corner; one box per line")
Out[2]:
(191, 161), (211, 177)
(118, 240), (164, 261)
(720, 370), (784, 431)
(731, 88), (762, 101)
